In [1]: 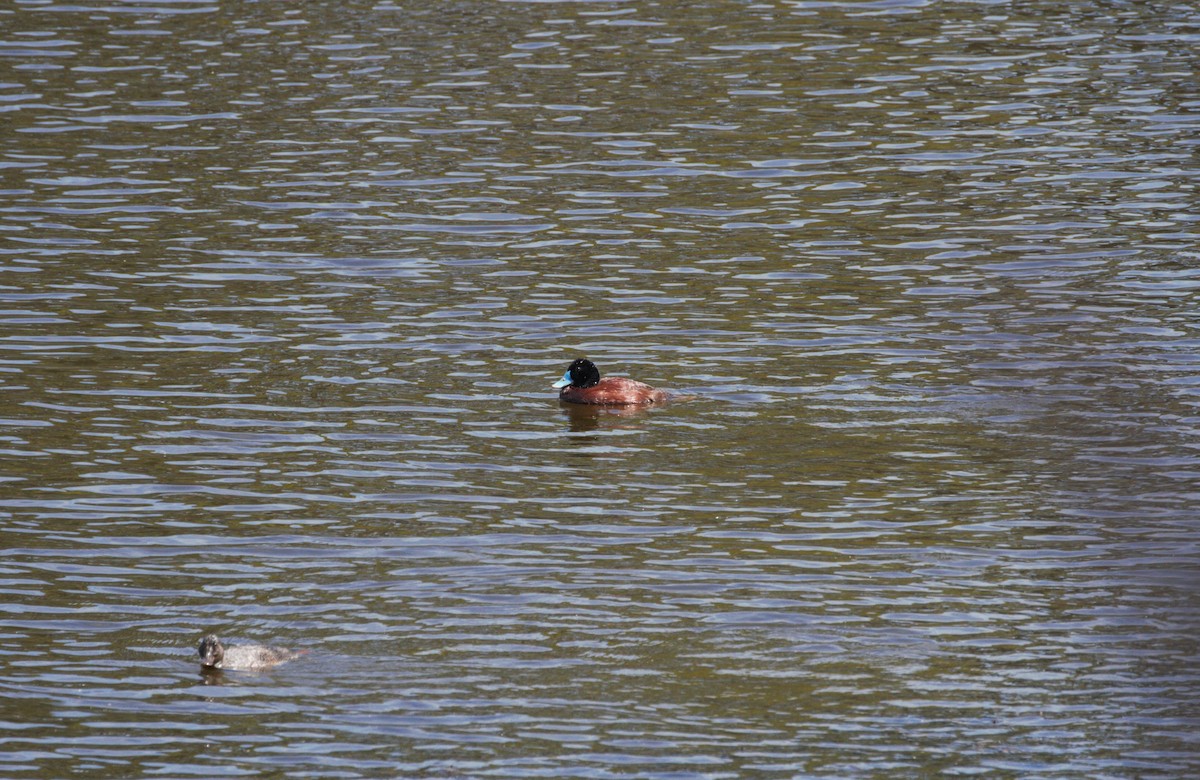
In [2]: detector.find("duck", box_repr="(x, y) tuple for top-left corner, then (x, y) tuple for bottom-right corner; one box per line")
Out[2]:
(552, 358), (667, 406)
(197, 634), (304, 671)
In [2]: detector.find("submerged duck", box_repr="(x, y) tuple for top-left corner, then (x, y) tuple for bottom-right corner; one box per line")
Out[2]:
(198, 634), (303, 671)
(552, 358), (667, 406)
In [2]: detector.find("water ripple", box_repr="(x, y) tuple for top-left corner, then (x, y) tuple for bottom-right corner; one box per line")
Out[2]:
(1, 0), (1198, 776)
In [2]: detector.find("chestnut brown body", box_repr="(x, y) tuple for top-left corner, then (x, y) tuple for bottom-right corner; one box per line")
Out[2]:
(558, 376), (667, 406)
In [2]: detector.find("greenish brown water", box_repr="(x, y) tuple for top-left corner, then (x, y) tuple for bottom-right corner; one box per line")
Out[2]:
(1, 0), (1199, 776)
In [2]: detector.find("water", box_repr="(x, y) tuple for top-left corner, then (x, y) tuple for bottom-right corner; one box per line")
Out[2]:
(2, 0), (1199, 776)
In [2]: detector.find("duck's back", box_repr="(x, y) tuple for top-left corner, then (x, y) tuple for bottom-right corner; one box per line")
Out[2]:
(221, 644), (301, 671)
(561, 376), (666, 406)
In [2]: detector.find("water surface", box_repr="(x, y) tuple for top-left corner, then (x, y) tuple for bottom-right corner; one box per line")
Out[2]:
(2, 0), (1199, 776)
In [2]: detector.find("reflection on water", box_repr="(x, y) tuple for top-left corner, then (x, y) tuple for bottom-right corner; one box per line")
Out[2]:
(1, 0), (1199, 776)
(560, 399), (661, 434)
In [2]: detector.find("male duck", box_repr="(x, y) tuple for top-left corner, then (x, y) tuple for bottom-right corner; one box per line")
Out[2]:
(552, 358), (667, 406)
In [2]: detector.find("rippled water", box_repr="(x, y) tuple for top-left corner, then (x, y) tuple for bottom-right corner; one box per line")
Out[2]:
(2, 0), (1199, 776)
